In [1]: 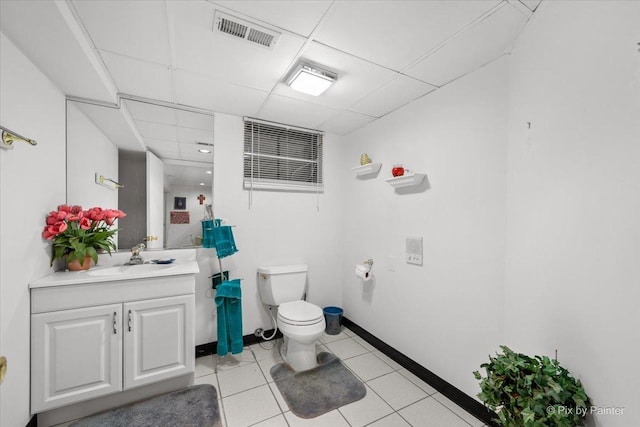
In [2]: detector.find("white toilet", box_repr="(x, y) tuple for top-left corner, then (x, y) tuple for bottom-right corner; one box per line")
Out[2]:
(257, 264), (326, 372)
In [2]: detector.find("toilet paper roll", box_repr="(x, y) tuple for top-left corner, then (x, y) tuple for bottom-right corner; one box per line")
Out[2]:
(355, 264), (372, 281)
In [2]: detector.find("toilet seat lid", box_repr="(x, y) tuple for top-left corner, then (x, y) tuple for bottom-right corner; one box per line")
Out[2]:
(278, 301), (323, 325)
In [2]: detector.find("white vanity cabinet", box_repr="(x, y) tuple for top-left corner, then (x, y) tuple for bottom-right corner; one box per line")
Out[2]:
(30, 268), (196, 413)
(31, 304), (123, 410)
(123, 295), (193, 389)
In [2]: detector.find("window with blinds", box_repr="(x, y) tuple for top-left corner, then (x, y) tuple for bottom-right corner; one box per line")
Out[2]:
(243, 119), (323, 192)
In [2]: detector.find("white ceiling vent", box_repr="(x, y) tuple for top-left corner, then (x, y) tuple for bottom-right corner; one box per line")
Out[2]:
(214, 11), (280, 50)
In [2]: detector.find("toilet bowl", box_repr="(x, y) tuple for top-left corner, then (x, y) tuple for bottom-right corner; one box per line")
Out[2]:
(277, 300), (325, 371)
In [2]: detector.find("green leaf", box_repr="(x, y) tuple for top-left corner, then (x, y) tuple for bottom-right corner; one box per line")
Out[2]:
(521, 407), (535, 425)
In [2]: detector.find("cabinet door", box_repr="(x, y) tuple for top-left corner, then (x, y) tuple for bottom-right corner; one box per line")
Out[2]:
(124, 295), (194, 389)
(31, 304), (122, 412)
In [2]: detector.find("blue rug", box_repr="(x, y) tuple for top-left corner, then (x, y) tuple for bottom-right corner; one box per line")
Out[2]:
(69, 384), (222, 427)
(270, 352), (366, 418)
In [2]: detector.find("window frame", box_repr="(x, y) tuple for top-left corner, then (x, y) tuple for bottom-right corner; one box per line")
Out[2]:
(243, 118), (324, 193)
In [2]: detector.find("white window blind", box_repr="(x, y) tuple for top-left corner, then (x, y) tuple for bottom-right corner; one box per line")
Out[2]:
(243, 118), (323, 192)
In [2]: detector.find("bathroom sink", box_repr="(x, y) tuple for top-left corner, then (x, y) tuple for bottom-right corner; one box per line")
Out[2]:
(87, 263), (172, 277)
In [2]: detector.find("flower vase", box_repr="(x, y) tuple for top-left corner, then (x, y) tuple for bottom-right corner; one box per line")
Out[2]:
(67, 255), (92, 271)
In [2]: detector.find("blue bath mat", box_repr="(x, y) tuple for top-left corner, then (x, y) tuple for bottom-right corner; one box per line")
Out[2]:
(69, 384), (222, 427)
(270, 352), (366, 418)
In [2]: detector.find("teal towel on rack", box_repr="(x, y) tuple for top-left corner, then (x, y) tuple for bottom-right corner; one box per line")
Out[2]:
(201, 219), (215, 248)
(213, 225), (238, 258)
(214, 279), (243, 356)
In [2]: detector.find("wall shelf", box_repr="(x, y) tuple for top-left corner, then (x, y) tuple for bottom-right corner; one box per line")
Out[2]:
(352, 163), (382, 177)
(384, 173), (426, 188)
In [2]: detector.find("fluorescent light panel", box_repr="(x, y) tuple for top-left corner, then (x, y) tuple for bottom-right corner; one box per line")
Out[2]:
(287, 63), (337, 96)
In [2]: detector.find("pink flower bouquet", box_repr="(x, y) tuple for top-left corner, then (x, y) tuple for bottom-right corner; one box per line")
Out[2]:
(42, 204), (126, 266)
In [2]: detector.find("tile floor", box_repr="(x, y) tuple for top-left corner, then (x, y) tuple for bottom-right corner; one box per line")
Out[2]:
(194, 327), (489, 427)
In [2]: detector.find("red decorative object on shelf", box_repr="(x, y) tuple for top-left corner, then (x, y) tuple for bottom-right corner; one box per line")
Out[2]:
(392, 165), (405, 177)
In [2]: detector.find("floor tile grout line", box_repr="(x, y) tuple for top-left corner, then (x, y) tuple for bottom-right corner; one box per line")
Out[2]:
(396, 369), (438, 396)
(364, 373), (431, 414)
(248, 412), (289, 427)
(219, 369), (269, 399)
(430, 394), (476, 427)
(215, 362), (230, 427)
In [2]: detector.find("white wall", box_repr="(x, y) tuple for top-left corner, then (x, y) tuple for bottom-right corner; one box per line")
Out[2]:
(0, 32), (66, 427)
(66, 103), (118, 209)
(340, 58), (509, 399)
(505, 2), (640, 426)
(195, 113), (345, 345)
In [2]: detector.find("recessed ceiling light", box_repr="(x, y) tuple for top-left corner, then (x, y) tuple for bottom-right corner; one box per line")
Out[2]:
(286, 63), (337, 96)
(199, 182), (205, 186)
(199, 149), (211, 154)
(206, 170), (212, 174)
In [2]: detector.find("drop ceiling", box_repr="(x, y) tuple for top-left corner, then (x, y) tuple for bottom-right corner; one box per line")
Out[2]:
(0, 0), (539, 136)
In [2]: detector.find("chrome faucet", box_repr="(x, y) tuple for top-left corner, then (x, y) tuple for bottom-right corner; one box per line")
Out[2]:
(128, 243), (145, 265)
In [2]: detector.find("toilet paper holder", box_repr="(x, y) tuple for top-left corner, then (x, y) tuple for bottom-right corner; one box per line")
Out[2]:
(355, 259), (374, 281)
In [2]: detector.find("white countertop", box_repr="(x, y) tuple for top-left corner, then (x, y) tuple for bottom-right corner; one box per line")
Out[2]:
(30, 249), (200, 288)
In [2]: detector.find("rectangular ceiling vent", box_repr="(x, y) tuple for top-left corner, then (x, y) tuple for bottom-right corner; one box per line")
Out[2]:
(214, 11), (280, 50)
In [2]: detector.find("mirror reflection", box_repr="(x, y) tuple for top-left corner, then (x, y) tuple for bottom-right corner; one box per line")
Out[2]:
(66, 97), (214, 251)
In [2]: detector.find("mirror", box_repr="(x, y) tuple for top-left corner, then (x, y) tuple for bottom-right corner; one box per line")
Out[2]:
(66, 97), (214, 251)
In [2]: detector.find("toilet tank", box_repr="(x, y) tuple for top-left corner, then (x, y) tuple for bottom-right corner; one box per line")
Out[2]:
(257, 264), (308, 306)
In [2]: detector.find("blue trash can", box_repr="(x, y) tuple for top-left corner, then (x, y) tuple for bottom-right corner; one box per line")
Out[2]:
(323, 306), (343, 335)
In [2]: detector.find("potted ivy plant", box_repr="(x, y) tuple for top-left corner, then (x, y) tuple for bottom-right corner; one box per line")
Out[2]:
(473, 346), (590, 427)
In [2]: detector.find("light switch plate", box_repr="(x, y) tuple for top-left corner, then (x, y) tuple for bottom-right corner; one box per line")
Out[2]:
(406, 236), (423, 266)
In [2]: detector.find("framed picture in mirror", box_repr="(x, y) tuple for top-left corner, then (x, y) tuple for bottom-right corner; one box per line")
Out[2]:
(174, 197), (186, 210)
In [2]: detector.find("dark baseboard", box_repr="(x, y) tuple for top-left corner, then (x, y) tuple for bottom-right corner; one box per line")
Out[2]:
(342, 317), (497, 427)
(26, 415), (37, 427)
(195, 329), (283, 358)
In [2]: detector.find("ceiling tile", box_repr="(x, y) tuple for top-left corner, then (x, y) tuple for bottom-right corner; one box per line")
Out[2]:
(174, 70), (270, 116)
(0, 0), (117, 103)
(72, 0), (171, 65)
(143, 138), (180, 153)
(100, 50), (174, 102)
(314, 0), (500, 70)
(124, 99), (178, 125)
(178, 146), (215, 162)
(151, 148), (181, 159)
(171, 1), (305, 91)
(405, 3), (528, 86)
(519, 0), (541, 12)
(258, 94), (340, 129)
(212, 1), (332, 37)
(180, 141), (213, 154)
(271, 42), (396, 109)
(178, 127), (214, 145)
(135, 120), (178, 142)
(177, 110), (214, 131)
(349, 74), (437, 118)
(318, 110), (377, 136)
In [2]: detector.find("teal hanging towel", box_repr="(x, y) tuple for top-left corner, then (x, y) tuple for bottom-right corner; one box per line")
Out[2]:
(201, 219), (215, 248)
(214, 279), (243, 356)
(213, 225), (238, 258)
